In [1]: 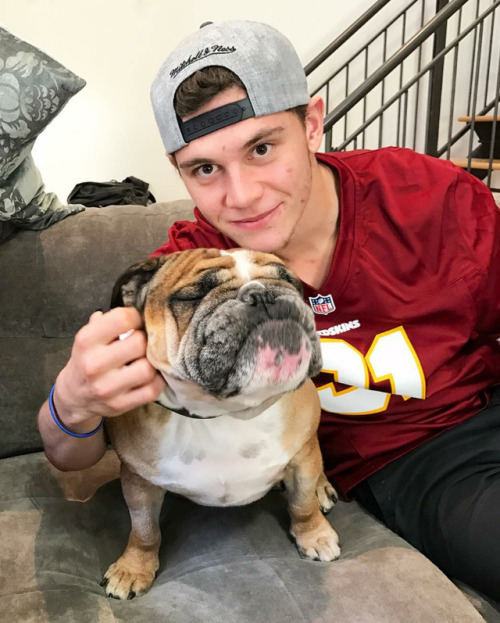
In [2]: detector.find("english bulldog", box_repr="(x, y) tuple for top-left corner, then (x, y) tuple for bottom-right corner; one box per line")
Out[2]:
(102, 248), (340, 600)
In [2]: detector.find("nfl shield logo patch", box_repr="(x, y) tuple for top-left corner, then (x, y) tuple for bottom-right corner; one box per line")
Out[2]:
(309, 293), (336, 315)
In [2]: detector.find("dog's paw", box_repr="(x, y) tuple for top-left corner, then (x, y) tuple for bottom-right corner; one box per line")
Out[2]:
(316, 473), (338, 514)
(291, 519), (341, 562)
(101, 560), (157, 600)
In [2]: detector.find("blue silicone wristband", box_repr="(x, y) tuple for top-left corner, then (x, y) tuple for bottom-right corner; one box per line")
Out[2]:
(49, 384), (104, 438)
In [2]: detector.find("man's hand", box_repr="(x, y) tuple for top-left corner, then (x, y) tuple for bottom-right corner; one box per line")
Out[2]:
(38, 307), (166, 471)
(55, 307), (166, 426)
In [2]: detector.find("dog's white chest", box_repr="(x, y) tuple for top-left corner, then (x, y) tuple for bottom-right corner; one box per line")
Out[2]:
(151, 405), (290, 506)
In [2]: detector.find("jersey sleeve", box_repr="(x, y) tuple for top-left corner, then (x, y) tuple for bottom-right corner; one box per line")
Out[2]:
(452, 168), (500, 337)
(150, 208), (234, 257)
(150, 219), (205, 256)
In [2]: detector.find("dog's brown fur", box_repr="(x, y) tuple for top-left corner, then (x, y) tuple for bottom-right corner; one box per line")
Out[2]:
(102, 249), (340, 599)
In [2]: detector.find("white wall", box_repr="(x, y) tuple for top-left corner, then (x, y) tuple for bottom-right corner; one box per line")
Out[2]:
(1, 0), (370, 203)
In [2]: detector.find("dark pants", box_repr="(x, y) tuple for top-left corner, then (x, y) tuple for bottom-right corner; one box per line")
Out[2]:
(354, 386), (500, 602)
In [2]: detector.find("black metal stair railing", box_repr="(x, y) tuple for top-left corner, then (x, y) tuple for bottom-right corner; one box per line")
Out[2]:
(307, 0), (432, 152)
(307, 0), (500, 192)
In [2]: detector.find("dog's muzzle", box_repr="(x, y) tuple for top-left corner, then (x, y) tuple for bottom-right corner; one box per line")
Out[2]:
(180, 282), (322, 398)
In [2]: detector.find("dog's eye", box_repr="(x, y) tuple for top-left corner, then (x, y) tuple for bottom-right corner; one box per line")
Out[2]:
(170, 288), (204, 304)
(170, 269), (219, 306)
(271, 263), (303, 294)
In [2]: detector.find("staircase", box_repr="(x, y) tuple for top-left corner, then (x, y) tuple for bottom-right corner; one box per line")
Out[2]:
(450, 114), (500, 180)
(306, 0), (500, 193)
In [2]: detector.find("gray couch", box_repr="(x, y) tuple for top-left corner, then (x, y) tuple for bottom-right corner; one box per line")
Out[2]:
(1, 200), (499, 623)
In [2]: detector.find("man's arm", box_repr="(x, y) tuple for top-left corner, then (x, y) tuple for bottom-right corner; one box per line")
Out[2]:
(38, 398), (107, 471)
(38, 307), (166, 471)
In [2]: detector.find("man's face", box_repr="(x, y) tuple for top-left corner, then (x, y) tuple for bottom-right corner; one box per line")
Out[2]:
(173, 87), (321, 255)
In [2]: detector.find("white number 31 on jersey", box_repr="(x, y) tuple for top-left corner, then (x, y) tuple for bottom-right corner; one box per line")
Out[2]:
(318, 326), (426, 416)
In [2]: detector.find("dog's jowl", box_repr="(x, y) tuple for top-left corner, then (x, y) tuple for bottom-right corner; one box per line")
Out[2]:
(102, 248), (340, 599)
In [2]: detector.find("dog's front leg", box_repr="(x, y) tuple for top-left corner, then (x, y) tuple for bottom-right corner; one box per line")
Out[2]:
(284, 437), (341, 562)
(102, 464), (165, 599)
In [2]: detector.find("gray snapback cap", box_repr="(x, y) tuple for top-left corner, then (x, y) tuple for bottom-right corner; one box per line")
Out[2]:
(151, 20), (310, 154)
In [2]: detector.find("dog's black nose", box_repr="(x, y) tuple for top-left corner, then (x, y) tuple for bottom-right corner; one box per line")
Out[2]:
(237, 283), (276, 307)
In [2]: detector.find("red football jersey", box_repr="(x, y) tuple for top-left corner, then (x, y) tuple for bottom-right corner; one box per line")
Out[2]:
(152, 147), (500, 497)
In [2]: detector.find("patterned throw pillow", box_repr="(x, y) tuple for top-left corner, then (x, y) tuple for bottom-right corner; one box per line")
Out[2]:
(0, 27), (86, 242)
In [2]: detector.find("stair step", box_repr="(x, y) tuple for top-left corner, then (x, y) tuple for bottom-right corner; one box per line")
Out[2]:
(451, 157), (500, 170)
(457, 115), (500, 122)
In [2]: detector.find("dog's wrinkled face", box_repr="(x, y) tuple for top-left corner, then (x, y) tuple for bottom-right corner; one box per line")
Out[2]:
(111, 248), (322, 417)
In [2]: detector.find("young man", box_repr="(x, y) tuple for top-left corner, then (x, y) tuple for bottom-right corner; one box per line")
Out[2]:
(38, 21), (500, 600)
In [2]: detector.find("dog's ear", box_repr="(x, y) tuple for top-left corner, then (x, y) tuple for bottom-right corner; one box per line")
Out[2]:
(110, 255), (172, 311)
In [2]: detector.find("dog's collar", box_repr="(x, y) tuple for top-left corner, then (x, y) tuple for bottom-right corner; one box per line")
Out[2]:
(154, 400), (219, 420)
(155, 373), (221, 420)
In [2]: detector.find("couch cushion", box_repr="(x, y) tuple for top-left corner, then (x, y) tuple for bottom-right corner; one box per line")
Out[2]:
(0, 200), (195, 458)
(39, 201), (195, 337)
(0, 451), (488, 623)
(0, 26), (86, 240)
